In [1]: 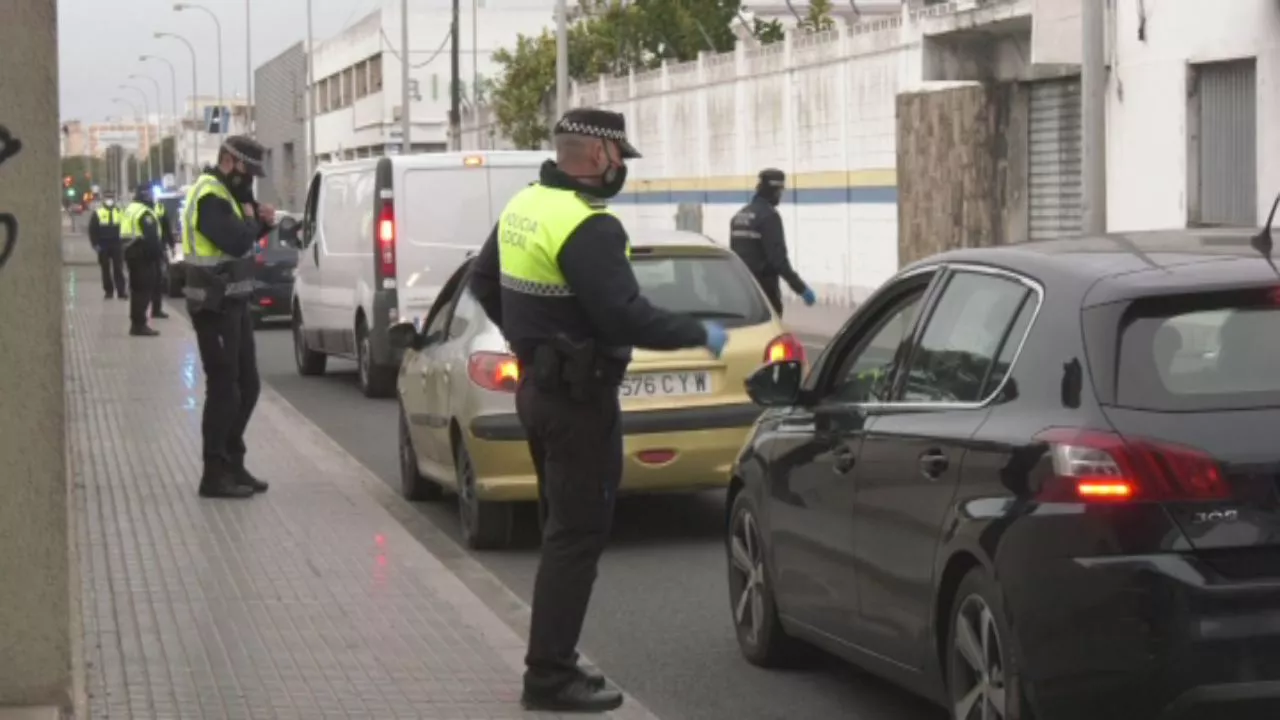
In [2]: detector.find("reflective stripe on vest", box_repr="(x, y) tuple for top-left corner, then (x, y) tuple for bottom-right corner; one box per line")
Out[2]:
(496, 184), (627, 297)
(96, 207), (120, 226)
(120, 202), (156, 244)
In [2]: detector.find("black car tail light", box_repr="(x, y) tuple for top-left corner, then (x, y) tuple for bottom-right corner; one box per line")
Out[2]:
(1033, 428), (1229, 503)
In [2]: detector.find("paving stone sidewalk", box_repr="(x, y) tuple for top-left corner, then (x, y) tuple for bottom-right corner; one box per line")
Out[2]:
(65, 266), (658, 720)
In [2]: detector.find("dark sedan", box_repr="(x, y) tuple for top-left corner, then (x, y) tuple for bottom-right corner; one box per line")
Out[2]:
(727, 226), (1280, 720)
(250, 218), (299, 326)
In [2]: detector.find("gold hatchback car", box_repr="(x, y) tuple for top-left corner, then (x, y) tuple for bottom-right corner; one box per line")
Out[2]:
(389, 229), (805, 549)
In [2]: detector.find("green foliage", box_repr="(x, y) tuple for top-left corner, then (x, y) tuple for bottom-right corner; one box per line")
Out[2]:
(800, 0), (836, 32)
(753, 17), (786, 45)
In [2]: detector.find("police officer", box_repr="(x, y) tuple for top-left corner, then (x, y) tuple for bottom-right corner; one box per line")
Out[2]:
(151, 198), (172, 320)
(120, 185), (163, 337)
(729, 168), (817, 316)
(182, 136), (274, 500)
(89, 190), (127, 300)
(469, 108), (729, 713)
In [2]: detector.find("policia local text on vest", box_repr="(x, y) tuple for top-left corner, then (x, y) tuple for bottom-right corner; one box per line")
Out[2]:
(469, 108), (728, 713)
(88, 196), (127, 299)
(182, 136), (275, 500)
(119, 185), (163, 336)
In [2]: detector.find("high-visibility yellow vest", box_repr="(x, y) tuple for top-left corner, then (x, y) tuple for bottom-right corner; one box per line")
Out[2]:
(496, 184), (628, 297)
(181, 175), (244, 260)
(181, 173), (255, 301)
(96, 206), (121, 226)
(120, 202), (157, 245)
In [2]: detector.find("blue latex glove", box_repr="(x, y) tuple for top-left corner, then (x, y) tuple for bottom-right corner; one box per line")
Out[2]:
(801, 287), (817, 307)
(702, 320), (728, 358)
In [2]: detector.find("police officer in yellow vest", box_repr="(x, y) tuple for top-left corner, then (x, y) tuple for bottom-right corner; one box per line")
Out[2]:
(88, 191), (127, 299)
(120, 185), (163, 337)
(469, 108), (728, 713)
(182, 136), (275, 500)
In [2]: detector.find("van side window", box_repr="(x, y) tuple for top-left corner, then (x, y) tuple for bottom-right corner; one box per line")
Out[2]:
(302, 175), (321, 246)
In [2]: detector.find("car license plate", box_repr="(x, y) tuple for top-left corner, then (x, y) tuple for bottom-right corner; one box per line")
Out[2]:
(619, 371), (713, 399)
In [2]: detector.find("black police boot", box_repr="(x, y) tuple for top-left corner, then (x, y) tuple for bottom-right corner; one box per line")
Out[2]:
(129, 325), (159, 337)
(198, 459), (255, 499)
(152, 311), (170, 319)
(231, 464), (269, 494)
(117, 293), (129, 300)
(104, 291), (113, 300)
(577, 665), (605, 690)
(520, 677), (623, 713)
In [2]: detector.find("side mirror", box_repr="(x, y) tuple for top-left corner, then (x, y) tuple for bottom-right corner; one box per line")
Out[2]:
(745, 360), (804, 408)
(277, 215), (302, 248)
(387, 321), (421, 351)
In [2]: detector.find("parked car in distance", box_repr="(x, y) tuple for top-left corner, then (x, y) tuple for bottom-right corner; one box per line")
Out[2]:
(725, 226), (1280, 720)
(250, 212), (300, 326)
(290, 150), (551, 398)
(389, 228), (806, 550)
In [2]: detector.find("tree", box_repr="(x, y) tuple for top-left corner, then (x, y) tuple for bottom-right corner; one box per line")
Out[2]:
(800, 0), (836, 32)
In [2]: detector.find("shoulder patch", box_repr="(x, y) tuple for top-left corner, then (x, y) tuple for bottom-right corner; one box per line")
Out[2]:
(575, 192), (608, 210)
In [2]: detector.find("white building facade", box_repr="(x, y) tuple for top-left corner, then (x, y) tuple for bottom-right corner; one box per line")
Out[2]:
(309, 0), (556, 164)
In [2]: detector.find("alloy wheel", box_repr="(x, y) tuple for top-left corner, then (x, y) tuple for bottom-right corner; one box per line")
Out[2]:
(358, 333), (371, 389)
(729, 508), (767, 647)
(952, 595), (1009, 720)
(457, 443), (478, 538)
(293, 316), (306, 367)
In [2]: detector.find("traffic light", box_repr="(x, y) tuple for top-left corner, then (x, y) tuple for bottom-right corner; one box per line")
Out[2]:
(63, 175), (73, 188)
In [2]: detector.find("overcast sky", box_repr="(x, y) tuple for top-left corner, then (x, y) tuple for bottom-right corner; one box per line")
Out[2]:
(59, 0), (403, 123)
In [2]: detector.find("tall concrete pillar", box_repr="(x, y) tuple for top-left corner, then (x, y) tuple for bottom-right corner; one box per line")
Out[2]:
(0, 0), (74, 716)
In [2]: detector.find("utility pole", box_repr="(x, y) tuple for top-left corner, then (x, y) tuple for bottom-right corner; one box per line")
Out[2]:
(401, 0), (412, 154)
(1081, 0), (1107, 234)
(246, 0), (253, 134)
(306, 0), (317, 176)
(450, 0), (461, 150)
(555, 0), (568, 118)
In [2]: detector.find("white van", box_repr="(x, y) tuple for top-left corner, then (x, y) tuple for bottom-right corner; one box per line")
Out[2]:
(291, 150), (550, 397)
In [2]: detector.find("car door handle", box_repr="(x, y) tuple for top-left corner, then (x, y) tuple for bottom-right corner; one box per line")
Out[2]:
(831, 445), (856, 474)
(919, 449), (949, 479)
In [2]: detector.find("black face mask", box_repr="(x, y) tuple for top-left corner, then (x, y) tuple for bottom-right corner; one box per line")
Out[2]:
(589, 143), (627, 199)
(226, 168), (254, 201)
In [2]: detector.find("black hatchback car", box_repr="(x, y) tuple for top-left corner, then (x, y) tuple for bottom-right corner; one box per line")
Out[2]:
(250, 216), (299, 326)
(728, 227), (1280, 720)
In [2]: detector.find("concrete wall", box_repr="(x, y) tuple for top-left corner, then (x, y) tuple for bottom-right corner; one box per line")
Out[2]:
(1105, 0), (1280, 231)
(0, 0), (74, 712)
(255, 42), (308, 211)
(896, 81), (1028, 266)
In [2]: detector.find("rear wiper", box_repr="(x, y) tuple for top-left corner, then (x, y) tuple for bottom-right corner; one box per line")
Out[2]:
(687, 310), (747, 320)
(1251, 192), (1280, 278)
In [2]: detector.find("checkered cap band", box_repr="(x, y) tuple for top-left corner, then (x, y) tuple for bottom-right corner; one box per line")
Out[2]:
(556, 121), (627, 142)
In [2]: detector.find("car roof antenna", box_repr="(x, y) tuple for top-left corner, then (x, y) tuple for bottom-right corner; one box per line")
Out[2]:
(1250, 191), (1280, 277)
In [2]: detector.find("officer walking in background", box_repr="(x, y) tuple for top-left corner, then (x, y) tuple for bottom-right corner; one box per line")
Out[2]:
(88, 190), (127, 300)
(729, 168), (817, 316)
(151, 198), (172, 320)
(470, 108), (728, 713)
(120, 185), (162, 337)
(182, 136), (274, 500)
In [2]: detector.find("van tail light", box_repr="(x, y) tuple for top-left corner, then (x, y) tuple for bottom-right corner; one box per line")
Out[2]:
(255, 235), (267, 265)
(1033, 428), (1229, 504)
(764, 333), (806, 365)
(467, 351), (519, 393)
(377, 200), (396, 279)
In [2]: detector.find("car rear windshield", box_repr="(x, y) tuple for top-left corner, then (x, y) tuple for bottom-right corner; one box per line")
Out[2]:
(261, 226), (299, 261)
(631, 253), (772, 328)
(1115, 287), (1280, 410)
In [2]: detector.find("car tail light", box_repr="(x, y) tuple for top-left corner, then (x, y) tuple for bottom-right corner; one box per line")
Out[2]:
(377, 200), (396, 279)
(467, 351), (519, 393)
(1033, 428), (1229, 504)
(764, 333), (806, 364)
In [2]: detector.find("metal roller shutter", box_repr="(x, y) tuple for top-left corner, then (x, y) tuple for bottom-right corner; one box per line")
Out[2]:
(1028, 78), (1083, 241)
(1195, 59), (1257, 226)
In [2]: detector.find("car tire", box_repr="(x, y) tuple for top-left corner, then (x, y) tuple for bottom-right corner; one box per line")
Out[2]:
(455, 437), (514, 550)
(727, 489), (805, 667)
(356, 319), (396, 398)
(946, 569), (1031, 720)
(398, 408), (443, 502)
(292, 306), (327, 376)
(167, 267), (184, 298)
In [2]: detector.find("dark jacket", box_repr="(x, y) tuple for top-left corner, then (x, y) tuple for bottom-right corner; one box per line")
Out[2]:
(88, 205), (122, 246)
(469, 161), (707, 367)
(729, 194), (806, 313)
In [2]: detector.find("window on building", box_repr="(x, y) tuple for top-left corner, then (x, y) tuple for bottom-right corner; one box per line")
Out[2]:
(318, 79), (330, 113)
(342, 67), (353, 108)
(369, 54), (383, 93)
(355, 60), (369, 98)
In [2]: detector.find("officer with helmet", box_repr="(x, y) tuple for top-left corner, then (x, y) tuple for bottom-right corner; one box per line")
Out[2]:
(729, 168), (817, 315)
(182, 135), (275, 500)
(469, 108), (728, 712)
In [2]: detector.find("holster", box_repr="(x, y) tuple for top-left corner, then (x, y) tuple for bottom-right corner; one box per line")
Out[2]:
(530, 335), (621, 402)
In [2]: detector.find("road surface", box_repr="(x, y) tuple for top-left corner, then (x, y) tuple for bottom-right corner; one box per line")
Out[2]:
(243, 318), (944, 720)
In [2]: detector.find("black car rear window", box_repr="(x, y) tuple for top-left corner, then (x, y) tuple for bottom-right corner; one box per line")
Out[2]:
(1114, 287), (1280, 410)
(261, 226), (298, 261)
(631, 253), (772, 328)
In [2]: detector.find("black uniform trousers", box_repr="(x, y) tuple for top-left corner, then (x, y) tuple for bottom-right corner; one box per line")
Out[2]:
(150, 258), (165, 316)
(98, 238), (127, 297)
(192, 300), (261, 469)
(516, 377), (622, 691)
(124, 244), (154, 328)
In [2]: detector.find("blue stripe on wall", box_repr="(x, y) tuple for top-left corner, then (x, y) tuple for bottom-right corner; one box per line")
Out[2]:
(614, 186), (898, 205)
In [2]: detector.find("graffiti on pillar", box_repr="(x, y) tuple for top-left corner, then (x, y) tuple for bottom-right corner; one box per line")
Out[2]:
(0, 123), (22, 270)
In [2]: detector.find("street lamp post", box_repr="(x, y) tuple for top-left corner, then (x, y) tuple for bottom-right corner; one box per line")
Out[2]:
(245, 0), (253, 134)
(141, 55), (181, 185)
(175, 3), (225, 139)
(111, 97), (144, 190)
(130, 73), (166, 183)
(120, 84), (156, 183)
(156, 32), (200, 184)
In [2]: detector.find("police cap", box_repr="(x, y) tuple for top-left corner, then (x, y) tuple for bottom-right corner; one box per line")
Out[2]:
(758, 168), (786, 188)
(221, 135), (267, 177)
(554, 108), (642, 159)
